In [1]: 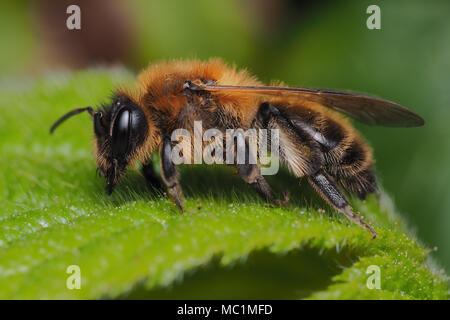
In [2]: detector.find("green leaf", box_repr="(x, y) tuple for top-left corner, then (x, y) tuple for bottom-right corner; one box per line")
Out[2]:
(0, 70), (447, 299)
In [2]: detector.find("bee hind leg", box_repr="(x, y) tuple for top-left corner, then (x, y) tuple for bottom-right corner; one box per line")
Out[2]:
(308, 170), (377, 238)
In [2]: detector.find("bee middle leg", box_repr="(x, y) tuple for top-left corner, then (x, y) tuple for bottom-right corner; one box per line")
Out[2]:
(233, 131), (287, 206)
(236, 162), (280, 205)
(160, 136), (184, 211)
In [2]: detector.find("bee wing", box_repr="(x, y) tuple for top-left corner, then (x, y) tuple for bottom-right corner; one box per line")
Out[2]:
(193, 83), (424, 127)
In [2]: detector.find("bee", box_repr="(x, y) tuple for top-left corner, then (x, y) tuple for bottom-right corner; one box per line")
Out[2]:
(50, 59), (424, 238)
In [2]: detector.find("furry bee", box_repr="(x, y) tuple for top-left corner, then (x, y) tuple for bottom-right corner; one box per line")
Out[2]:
(50, 59), (424, 238)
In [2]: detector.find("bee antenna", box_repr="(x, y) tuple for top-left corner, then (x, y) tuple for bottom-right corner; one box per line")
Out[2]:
(50, 107), (95, 134)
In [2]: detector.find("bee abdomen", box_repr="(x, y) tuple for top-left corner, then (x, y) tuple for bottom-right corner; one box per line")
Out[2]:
(337, 168), (377, 199)
(325, 138), (377, 199)
(259, 101), (377, 198)
(326, 139), (372, 176)
(287, 107), (377, 199)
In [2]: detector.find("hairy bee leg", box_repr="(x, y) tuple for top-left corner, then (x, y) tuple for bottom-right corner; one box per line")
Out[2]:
(236, 162), (279, 205)
(233, 130), (282, 206)
(160, 137), (184, 211)
(308, 170), (377, 239)
(142, 159), (163, 191)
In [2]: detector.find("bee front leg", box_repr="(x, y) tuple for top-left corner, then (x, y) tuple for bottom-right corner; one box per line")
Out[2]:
(142, 158), (163, 191)
(160, 136), (184, 212)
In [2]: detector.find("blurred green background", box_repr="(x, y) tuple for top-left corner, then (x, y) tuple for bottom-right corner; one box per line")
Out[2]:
(1, 0), (449, 273)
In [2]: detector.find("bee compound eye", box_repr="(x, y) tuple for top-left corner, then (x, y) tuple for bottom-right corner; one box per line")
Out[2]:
(112, 109), (131, 157)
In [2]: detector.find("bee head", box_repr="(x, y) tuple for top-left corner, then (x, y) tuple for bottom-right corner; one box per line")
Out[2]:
(50, 93), (149, 195)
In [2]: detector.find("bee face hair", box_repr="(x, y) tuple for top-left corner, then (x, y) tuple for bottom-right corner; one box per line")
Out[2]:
(94, 94), (149, 194)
